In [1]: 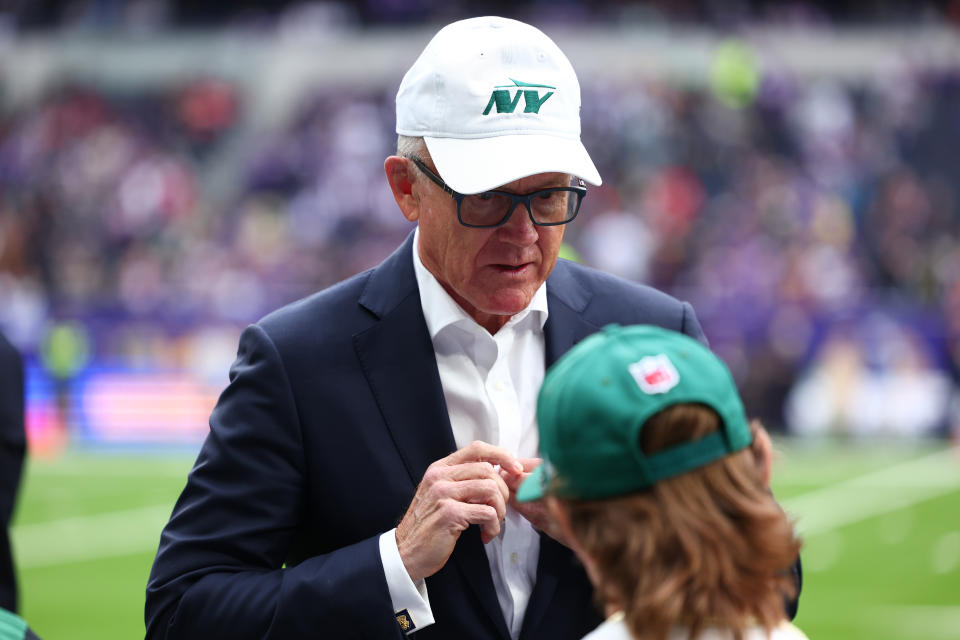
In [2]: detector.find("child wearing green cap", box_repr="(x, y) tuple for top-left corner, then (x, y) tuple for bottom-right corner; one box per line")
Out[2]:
(517, 325), (806, 640)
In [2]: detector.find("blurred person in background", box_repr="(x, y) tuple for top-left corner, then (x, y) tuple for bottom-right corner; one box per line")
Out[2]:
(517, 325), (805, 640)
(0, 332), (40, 639)
(147, 16), (800, 640)
(0, 332), (25, 615)
(785, 315), (956, 438)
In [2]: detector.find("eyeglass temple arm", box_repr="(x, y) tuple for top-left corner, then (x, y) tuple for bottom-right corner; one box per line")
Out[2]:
(406, 156), (462, 198)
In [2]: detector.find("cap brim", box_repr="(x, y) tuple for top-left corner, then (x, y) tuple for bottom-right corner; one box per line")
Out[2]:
(424, 134), (602, 194)
(516, 465), (549, 503)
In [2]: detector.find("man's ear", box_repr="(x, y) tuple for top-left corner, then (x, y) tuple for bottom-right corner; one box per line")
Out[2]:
(385, 156), (420, 222)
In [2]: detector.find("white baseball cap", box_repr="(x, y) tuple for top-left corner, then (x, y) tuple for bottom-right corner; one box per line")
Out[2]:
(396, 16), (602, 195)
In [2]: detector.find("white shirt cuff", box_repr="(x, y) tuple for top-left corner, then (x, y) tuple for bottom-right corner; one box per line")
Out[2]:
(379, 528), (435, 634)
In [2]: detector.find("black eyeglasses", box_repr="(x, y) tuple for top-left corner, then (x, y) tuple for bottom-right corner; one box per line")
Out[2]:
(407, 157), (587, 229)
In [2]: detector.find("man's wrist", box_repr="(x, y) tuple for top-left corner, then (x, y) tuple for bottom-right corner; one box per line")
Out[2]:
(395, 524), (426, 583)
(378, 529), (434, 634)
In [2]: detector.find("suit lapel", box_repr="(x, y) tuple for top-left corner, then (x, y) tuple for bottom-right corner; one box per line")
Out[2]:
(543, 259), (600, 367)
(354, 233), (456, 484)
(354, 232), (510, 639)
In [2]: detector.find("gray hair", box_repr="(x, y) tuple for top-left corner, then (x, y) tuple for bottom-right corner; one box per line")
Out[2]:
(397, 135), (429, 161)
(397, 135), (431, 184)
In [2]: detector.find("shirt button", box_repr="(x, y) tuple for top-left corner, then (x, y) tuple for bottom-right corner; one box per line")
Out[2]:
(510, 552), (519, 565)
(495, 380), (505, 392)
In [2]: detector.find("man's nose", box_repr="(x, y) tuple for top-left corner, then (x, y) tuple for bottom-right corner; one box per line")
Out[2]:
(497, 205), (539, 246)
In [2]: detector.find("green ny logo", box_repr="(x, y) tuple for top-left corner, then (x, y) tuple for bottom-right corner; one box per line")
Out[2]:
(482, 79), (556, 115)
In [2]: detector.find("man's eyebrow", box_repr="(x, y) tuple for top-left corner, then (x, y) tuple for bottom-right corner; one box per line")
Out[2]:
(492, 175), (574, 194)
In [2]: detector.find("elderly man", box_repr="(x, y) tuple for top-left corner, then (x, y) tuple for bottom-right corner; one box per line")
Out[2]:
(147, 17), (784, 640)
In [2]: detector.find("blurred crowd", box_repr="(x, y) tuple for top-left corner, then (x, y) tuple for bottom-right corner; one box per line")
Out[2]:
(574, 67), (960, 436)
(10, 0), (960, 32)
(1, 39), (958, 438)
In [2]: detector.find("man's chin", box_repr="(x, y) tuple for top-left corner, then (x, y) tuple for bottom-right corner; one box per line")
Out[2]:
(453, 281), (543, 329)
(481, 293), (538, 318)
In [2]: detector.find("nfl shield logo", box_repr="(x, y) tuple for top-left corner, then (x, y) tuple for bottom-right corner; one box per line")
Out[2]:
(628, 354), (680, 394)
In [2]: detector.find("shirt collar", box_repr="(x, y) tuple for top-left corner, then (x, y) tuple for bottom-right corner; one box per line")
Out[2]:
(412, 227), (548, 339)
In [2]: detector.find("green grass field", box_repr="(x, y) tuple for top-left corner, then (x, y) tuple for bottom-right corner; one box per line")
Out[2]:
(10, 439), (960, 639)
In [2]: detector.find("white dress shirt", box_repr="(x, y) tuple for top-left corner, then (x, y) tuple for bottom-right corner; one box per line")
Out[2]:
(378, 228), (547, 638)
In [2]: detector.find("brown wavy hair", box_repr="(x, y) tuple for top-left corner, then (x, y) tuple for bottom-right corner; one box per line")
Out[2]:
(559, 404), (801, 640)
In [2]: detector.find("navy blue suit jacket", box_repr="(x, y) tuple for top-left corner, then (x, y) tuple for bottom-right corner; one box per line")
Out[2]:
(146, 233), (708, 639)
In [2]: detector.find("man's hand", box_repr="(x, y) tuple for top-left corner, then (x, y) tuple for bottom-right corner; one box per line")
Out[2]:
(396, 441), (523, 583)
(501, 458), (573, 548)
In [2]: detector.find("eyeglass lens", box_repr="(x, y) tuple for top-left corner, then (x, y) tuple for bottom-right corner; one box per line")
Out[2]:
(460, 189), (581, 227)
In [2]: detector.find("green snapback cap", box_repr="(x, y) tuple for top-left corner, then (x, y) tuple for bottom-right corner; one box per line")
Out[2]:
(517, 324), (752, 502)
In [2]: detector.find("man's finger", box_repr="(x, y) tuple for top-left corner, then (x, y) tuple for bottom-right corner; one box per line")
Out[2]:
(448, 462), (511, 502)
(516, 457), (542, 473)
(447, 461), (503, 481)
(462, 503), (501, 544)
(500, 457), (542, 491)
(445, 440), (523, 474)
(446, 479), (507, 521)
(444, 463), (510, 502)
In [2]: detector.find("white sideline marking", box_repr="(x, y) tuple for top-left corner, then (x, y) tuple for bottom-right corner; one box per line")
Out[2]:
(12, 504), (172, 569)
(866, 605), (960, 639)
(11, 448), (960, 568)
(26, 458), (193, 478)
(781, 448), (960, 536)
